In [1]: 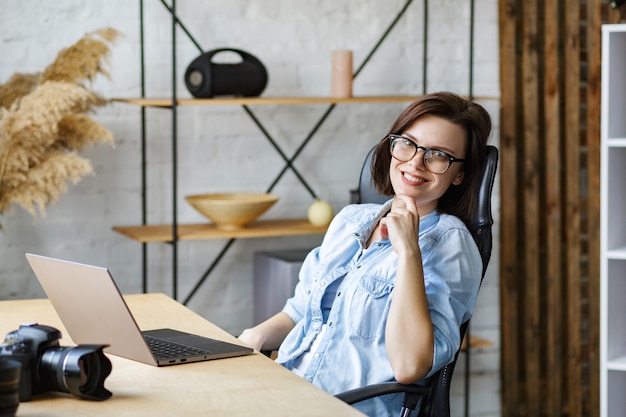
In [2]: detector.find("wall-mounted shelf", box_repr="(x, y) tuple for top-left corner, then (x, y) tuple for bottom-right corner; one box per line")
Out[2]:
(112, 95), (423, 107)
(113, 219), (327, 243)
(112, 90), (422, 304)
(113, 95), (497, 108)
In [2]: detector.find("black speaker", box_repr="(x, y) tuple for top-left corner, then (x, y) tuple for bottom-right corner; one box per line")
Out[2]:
(184, 48), (268, 98)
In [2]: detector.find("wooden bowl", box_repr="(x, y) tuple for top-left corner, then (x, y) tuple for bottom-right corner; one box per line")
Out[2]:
(185, 193), (279, 230)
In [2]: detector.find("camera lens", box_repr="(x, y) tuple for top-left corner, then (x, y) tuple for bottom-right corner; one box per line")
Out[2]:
(38, 345), (112, 401)
(0, 359), (20, 417)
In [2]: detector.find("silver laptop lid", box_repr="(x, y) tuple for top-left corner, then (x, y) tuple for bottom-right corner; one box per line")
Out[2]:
(25, 253), (157, 366)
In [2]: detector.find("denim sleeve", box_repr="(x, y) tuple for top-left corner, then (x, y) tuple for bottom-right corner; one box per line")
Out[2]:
(281, 205), (355, 323)
(281, 247), (321, 324)
(422, 227), (482, 377)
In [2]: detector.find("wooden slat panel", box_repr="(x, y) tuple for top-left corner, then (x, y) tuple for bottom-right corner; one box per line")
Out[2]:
(498, 0), (521, 414)
(543, 0), (563, 415)
(564, 3), (583, 416)
(585, 2), (603, 415)
(499, 1), (608, 416)
(521, 0), (542, 414)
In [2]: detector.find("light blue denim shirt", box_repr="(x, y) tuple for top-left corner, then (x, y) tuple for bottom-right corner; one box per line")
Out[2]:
(276, 200), (482, 417)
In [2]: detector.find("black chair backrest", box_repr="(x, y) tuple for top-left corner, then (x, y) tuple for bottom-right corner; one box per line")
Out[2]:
(355, 144), (499, 417)
(416, 146), (498, 417)
(355, 146), (389, 205)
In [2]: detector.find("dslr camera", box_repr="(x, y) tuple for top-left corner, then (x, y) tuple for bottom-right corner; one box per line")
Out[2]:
(0, 323), (112, 401)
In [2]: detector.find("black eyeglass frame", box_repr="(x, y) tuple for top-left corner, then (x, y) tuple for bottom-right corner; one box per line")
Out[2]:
(388, 134), (466, 174)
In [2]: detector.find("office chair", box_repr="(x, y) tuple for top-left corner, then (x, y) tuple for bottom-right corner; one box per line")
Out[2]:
(337, 145), (499, 417)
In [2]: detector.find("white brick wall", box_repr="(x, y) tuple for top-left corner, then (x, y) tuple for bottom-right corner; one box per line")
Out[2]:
(0, 1), (501, 415)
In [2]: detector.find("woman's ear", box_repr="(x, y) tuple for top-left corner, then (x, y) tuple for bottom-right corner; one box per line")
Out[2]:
(452, 170), (464, 186)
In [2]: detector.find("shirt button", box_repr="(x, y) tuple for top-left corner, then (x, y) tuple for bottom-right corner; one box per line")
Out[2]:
(319, 281), (326, 287)
(337, 292), (341, 297)
(315, 353), (321, 359)
(328, 321), (333, 327)
(377, 242), (382, 247)
(354, 233), (360, 237)
(356, 265), (361, 269)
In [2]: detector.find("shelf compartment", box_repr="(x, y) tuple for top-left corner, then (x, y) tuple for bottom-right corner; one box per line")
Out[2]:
(113, 218), (327, 243)
(607, 370), (626, 417)
(604, 29), (626, 140)
(606, 260), (626, 361)
(605, 148), (626, 250)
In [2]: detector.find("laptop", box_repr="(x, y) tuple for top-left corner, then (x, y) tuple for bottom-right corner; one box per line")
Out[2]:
(25, 253), (253, 366)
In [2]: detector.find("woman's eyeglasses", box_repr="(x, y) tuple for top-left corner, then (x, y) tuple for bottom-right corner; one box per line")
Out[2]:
(388, 134), (465, 174)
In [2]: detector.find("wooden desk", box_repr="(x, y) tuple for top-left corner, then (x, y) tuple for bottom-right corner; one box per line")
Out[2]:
(0, 294), (364, 417)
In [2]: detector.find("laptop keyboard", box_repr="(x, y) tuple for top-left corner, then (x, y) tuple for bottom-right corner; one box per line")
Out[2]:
(144, 335), (211, 359)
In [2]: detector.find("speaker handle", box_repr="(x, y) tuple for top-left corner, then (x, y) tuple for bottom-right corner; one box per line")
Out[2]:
(204, 48), (264, 67)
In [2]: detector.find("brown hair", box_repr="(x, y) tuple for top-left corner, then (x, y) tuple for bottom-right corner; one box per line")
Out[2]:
(370, 92), (491, 224)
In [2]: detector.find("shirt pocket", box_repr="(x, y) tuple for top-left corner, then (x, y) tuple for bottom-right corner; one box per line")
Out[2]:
(348, 275), (394, 339)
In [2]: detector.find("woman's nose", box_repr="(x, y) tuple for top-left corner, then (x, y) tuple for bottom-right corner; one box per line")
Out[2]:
(408, 148), (426, 170)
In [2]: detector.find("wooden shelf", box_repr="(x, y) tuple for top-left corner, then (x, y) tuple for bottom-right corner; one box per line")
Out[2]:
(112, 95), (500, 108)
(460, 334), (493, 351)
(112, 95), (422, 107)
(113, 218), (327, 243)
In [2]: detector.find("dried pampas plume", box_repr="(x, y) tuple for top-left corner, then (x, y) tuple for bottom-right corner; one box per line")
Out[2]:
(0, 28), (120, 225)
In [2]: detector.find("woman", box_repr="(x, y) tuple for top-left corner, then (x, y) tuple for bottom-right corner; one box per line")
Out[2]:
(238, 91), (492, 416)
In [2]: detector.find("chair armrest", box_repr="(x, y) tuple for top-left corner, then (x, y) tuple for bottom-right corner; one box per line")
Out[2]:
(335, 382), (429, 405)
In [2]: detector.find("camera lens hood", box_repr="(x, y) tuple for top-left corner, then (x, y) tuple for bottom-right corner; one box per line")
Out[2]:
(39, 344), (112, 401)
(61, 344), (112, 401)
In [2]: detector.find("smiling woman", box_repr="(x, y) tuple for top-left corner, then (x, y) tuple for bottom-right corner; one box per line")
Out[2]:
(238, 92), (492, 417)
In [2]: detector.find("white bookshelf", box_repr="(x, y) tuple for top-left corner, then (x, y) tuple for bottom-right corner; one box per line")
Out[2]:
(601, 23), (626, 417)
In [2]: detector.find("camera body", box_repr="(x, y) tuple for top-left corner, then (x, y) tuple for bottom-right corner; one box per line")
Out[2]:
(0, 323), (112, 401)
(0, 323), (61, 401)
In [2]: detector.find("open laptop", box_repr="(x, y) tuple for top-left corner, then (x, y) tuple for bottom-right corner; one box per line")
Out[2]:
(25, 253), (253, 366)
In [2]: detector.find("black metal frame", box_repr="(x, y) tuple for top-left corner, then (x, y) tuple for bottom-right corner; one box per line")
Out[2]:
(138, 0), (417, 303)
(135, 1), (479, 415)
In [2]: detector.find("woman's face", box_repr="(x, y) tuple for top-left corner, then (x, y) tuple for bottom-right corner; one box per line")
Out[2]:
(389, 114), (467, 216)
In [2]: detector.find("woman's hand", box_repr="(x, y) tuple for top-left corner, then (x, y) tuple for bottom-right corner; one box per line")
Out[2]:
(379, 195), (421, 256)
(237, 312), (296, 352)
(238, 328), (265, 352)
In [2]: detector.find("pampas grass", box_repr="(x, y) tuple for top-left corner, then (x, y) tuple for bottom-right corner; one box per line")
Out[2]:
(0, 73), (41, 109)
(0, 28), (120, 223)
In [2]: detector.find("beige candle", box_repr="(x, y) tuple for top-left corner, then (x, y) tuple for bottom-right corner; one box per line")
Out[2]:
(331, 50), (353, 98)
